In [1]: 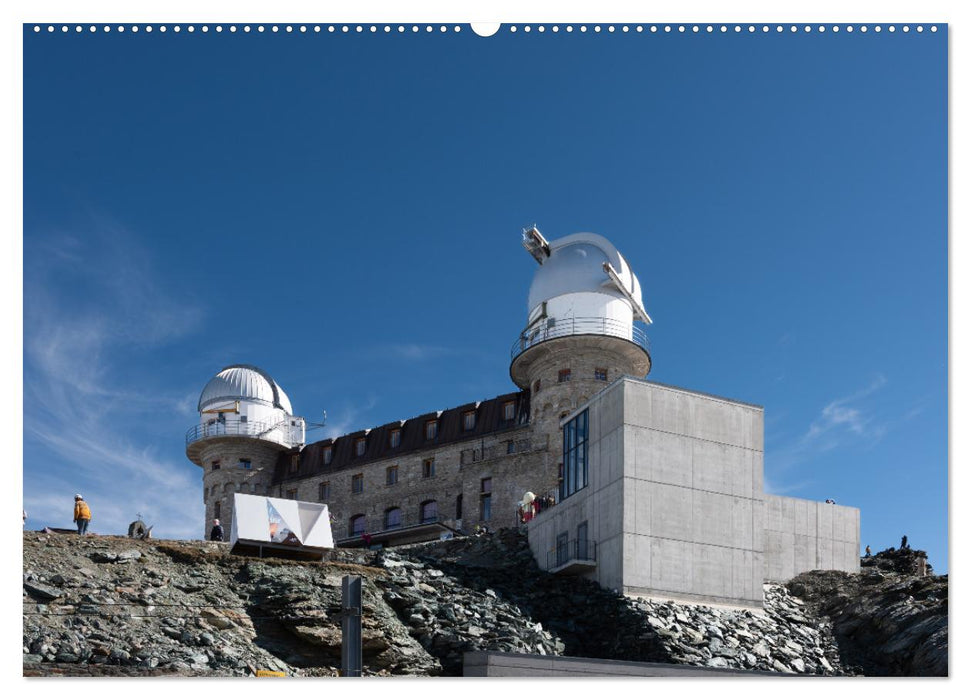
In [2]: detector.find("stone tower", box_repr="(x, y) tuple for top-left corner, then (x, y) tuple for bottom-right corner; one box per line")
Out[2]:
(185, 364), (305, 537)
(509, 228), (652, 497)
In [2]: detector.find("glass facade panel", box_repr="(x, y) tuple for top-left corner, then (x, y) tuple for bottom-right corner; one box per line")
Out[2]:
(561, 409), (589, 500)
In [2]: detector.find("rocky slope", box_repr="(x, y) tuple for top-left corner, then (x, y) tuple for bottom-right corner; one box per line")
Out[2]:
(22, 530), (943, 677)
(788, 546), (947, 676)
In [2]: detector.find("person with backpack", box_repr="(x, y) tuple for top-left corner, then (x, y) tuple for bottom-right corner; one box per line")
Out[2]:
(73, 494), (91, 535)
(210, 519), (224, 542)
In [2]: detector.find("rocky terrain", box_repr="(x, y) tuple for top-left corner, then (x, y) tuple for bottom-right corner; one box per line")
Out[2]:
(789, 546), (947, 676)
(22, 530), (945, 677)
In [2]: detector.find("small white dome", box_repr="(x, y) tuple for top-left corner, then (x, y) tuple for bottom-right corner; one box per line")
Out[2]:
(527, 232), (644, 313)
(198, 364), (293, 414)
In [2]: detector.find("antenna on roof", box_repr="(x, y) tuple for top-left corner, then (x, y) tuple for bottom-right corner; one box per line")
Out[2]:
(306, 410), (328, 433)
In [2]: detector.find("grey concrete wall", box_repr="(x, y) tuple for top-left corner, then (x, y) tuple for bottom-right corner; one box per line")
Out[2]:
(763, 495), (860, 580)
(620, 378), (765, 608)
(463, 651), (780, 677)
(527, 380), (626, 592)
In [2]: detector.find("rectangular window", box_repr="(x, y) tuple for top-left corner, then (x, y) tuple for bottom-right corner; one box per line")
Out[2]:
(240, 415), (248, 423)
(594, 367), (608, 381)
(502, 401), (516, 421)
(211, 460), (221, 471)
(425, 420), (438, 440)
(318, 481), (330, 501)
(354, 438), (366, 457)
(422, 458), (435, 478)
(555, 531), (569, 567)
(463, 411), (476, 431)
(239, 459), (252, 470)
(351, 474), (364, 494)
(480, 477), (492, 522)
(577, 521), (589, 560)
(386, 465), (398, 485)
(506, 440), (515, 454)
(323, 445), (333, 465)
(288, 455), (299, 474)
(389, 429), (401, 448)
(286, 489), (297, 500)
(480, 494), (492, 521)
(561, 409), (589, 500)
(558, 368), (572, 383)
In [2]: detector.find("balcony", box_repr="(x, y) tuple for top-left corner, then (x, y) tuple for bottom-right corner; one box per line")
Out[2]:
(548, 539), (598, 575)
(510, 316), (650, 362)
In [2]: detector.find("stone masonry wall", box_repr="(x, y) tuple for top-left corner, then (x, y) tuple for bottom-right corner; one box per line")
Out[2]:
(273, 426), (552, 538)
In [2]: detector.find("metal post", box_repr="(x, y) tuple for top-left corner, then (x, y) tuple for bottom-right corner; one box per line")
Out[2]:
(341, 575), (362, 677)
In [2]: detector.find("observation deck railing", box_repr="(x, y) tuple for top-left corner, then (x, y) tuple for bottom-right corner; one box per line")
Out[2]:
(511, 316), (650, 361)
(185, 420), (286, 448)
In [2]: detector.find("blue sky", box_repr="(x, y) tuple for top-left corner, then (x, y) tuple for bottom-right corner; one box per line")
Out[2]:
(22, 24), (947, 570)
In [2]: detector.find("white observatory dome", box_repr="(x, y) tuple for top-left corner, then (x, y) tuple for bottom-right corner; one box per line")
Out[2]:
(526, 232), (645, 316)
(197, 364), (293, 414)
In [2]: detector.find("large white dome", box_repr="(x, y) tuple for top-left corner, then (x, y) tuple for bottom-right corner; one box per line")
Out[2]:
(527, 232), (644, 313)
(197, 364), (293, 414)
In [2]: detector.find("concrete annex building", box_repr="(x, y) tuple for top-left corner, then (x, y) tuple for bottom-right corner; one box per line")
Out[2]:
(186, 228), (860, 608)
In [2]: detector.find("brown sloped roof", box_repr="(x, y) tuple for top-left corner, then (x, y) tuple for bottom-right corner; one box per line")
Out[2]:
(272, 390), (530, 483)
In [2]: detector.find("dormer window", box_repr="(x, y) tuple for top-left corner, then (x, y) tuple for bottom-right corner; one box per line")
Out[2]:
(323, 445), (333, 465)
(354, 437), (366, 457)
(502, 401), (516, 421)
(389, 428), (401, 448)
(425, 420), (438, 440)
(463, 411), (476, 431)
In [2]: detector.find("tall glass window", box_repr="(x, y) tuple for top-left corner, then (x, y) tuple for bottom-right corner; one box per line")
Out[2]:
(561, 409), (589, 500)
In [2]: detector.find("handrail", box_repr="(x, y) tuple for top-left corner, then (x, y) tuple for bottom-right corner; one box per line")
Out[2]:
(548, 539), (598, 569)
(340, 512), (448, 540)
(511, 316), (649, 361)
(185, 419), (284, 447)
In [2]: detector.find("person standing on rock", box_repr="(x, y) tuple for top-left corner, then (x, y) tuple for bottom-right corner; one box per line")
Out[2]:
(73, 494), (91, 535)
(210, 519), (224, 542)
(865, 545), (872, 557)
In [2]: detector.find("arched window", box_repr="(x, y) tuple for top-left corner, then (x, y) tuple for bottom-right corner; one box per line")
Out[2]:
(349, 514), (366, 537)
(420, 500), (438, 524)
(384, 507), (402, 530)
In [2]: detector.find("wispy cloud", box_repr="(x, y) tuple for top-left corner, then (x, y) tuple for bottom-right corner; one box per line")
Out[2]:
(765, 375), (890, 490)
(317, 396), (380, 441)
(23, 218), (206, 539)
(803, 374), (888, 445)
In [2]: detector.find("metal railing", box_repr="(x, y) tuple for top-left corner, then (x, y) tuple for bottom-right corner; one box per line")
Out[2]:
(340, 512), (447, 540)
(548, 539), (598, 569)
(185, 420), (283, 447)
(511, 316), (650, 361)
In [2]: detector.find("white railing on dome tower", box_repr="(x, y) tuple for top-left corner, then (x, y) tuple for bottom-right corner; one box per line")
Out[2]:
(510, 316), (650, 361)
(185, 419), (289, 448)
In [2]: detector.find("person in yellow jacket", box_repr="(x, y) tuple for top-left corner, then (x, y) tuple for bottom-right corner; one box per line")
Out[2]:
(73, 494), (91, 535)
